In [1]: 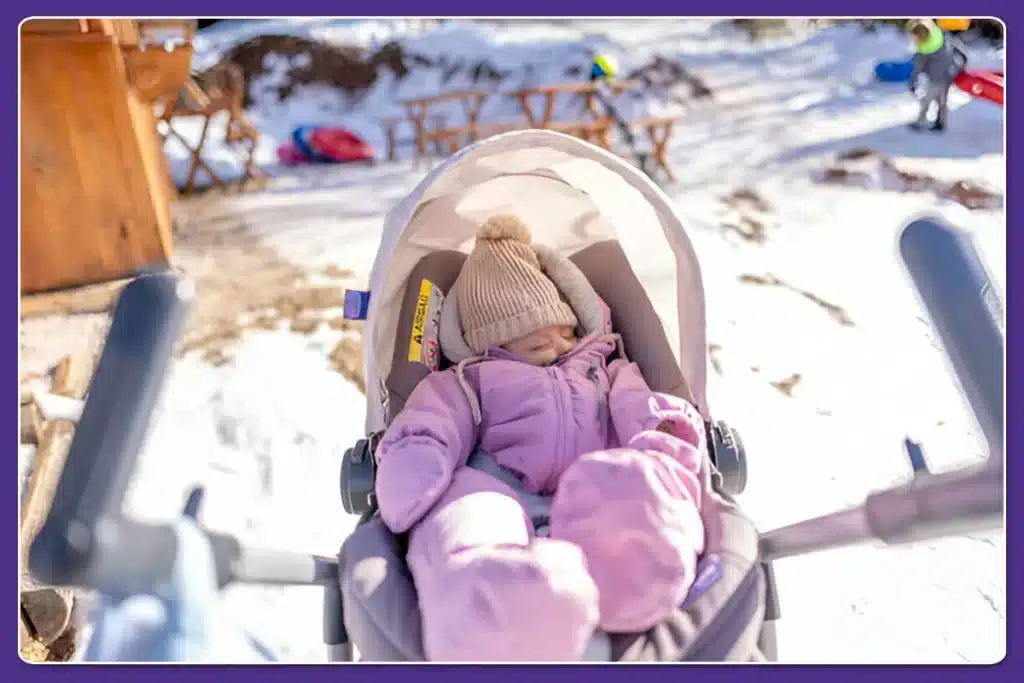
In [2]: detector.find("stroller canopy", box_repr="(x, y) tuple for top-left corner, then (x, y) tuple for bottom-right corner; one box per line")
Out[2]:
(365, 130), (709, 433)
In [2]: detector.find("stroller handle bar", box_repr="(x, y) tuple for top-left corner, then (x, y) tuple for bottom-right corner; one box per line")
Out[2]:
(78, 516), (340, 598)
(759, 460), (1002, 561)
(760, 216), (1004, 562)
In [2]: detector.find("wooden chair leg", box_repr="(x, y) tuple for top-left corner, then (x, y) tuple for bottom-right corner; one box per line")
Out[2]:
(386, 124), (396, 162)
(649, 123), (676, 183)
(540, 93), (556, 128)
(182, 116), (213, 194)
(241, 142), (257, 189)
(168, 123), (222, 194)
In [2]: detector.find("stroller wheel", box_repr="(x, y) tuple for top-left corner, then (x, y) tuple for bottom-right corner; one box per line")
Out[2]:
(709, 421), (748, 496)
(340, 434), (380, 515)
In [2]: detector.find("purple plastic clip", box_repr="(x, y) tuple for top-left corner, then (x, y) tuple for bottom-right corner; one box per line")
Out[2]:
(682, 555), (723, 606)
(343, 290), (371, 321)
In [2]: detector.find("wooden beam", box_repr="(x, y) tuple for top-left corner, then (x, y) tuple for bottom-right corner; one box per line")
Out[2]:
(19, 419), (77, 647)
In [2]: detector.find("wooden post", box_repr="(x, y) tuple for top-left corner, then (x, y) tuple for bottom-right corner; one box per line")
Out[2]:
(20, 419), (77, 646)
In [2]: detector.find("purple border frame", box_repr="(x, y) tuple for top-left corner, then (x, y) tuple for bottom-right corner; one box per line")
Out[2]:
(13, 2), (1017, 679)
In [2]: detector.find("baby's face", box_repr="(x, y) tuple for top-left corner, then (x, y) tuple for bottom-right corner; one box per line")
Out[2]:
(502, 325), (578, 366)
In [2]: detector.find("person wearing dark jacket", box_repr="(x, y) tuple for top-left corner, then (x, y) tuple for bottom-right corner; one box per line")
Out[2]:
(907, 19), (968, 132)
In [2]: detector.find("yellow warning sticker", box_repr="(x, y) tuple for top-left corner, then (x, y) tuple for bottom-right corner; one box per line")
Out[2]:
(407, 279), (443, 370)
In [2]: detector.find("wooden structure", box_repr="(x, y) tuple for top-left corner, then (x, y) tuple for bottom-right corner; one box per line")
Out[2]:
(383, 79), (681, 180)
(20, 19), (188, 294)
(158, 60), (264, 194)
(19, 351), (95, 660)
(513, 80), (639, 128)
(627, 116), (678, 182)
(399, 90), (491, 158)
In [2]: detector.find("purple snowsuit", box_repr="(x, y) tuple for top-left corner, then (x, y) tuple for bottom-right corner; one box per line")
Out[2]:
(374, 334), (708, 661)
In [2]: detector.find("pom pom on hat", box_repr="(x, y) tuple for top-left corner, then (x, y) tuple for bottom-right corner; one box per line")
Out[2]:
(477, 214), (532, 243)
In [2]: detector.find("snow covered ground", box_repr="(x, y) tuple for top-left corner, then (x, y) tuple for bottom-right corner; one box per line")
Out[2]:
(78, 19), (1008, 663)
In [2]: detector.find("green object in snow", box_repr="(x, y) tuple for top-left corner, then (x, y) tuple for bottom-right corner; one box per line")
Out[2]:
(591, 54), (618, 81)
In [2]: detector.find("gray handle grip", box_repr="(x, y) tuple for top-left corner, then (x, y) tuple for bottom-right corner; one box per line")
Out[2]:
(29, 274), (192, 588)
(899, 217), (1004, 460)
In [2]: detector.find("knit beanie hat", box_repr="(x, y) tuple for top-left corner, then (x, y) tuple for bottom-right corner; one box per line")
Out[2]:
(455, 214), (579, 354)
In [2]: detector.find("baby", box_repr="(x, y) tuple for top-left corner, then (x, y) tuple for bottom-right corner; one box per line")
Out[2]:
(374, 215), (708, 662)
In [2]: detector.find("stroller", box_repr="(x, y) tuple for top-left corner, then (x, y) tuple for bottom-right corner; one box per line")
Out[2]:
(28, 130), (1003, 664)
(328, 130), (1003, 662)
(334, 128), (771, 662)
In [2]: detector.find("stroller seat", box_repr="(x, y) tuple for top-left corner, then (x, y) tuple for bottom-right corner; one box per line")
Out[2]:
(334, 239), (778, 662)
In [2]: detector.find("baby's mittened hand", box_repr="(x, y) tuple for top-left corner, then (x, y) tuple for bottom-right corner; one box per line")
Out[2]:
(551, 447), (705, 633)
(375, 441), (454, 533)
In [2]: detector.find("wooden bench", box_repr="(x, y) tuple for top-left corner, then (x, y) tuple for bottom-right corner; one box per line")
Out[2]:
(510, 81), (682, 180)
(380, 80), (677, 179)
(547, 119), (615, 146)
(428, 121), (528, 156)
(379, 116), (404, 162)
(627, 116), (678, 182)
(513, 80), (641, 130)
(400, 89), (491, 159)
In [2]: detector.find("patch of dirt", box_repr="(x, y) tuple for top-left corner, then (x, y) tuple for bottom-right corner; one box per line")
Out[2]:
(209, 34), (513, 106)
(208, 34), (714, 116)
(168, 215), (367, 391)
(330, 336), (366, 394)
(718, 187), (775, 245)
(209, 35), (398, 105)
(818, 147), (1003, 211)
(731, 18), (794, 40)
(20, 211), (369, 397)
(625, 55), (714, 103)
(738, 273), (854, 326)
(770, 372), (803, 397)
(708, 343), (724, 375)
(944, 180), (1003, 211)
(724, 187), (773, 213)
(721, 215), (769, 245)
(835, 147), (878, 162)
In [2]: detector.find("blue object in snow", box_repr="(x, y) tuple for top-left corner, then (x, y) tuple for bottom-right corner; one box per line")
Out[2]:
(874, 59), (916, 83)
(292, 126), (331, 162)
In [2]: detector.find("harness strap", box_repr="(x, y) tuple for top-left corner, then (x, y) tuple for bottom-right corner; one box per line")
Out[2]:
(466, 449), (554, 535)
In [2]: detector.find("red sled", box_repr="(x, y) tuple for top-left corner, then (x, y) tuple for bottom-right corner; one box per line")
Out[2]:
(309, 128), (375, 163)
(955, 69), (1004, 106)
(277, 126), (376, 166)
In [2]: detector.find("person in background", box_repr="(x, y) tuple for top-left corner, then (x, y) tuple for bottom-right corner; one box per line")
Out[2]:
(907, 18), (968, 132)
